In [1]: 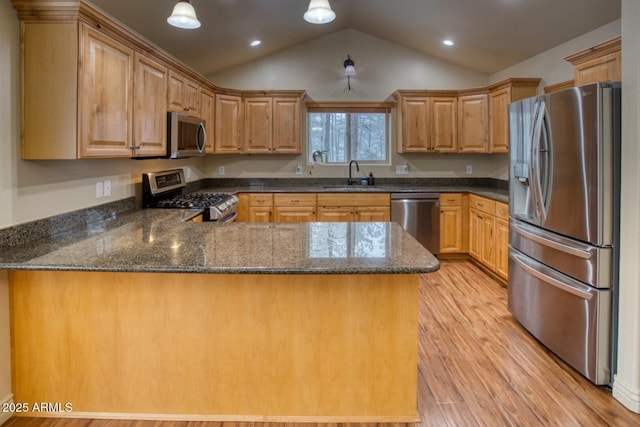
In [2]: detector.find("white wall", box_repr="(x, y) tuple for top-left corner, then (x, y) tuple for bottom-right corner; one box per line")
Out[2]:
(613, 0), (640, 414)
(489, 20), (621, 87)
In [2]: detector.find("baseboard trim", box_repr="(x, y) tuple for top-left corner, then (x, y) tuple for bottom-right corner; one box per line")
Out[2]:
(10, 411), (420, 423)
(613, 376), (640, 414)
(0, 394), (14, 425)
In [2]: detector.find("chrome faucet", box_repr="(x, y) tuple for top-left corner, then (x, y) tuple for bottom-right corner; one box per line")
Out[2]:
(348, 160), (360, 185)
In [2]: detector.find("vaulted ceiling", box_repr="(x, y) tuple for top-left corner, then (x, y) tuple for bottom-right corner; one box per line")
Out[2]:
(86, 0), (621, 76)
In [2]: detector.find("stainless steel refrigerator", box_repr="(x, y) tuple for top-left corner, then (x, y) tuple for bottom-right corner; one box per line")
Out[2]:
(508, 81), (621, 385)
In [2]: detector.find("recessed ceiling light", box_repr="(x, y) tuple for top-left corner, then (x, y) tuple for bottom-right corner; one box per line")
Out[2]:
(443, 39), (455, 47)
(250, 40), (261, 47)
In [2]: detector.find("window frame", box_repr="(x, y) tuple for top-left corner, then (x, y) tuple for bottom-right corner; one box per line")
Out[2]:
(307, 102), (394, 166)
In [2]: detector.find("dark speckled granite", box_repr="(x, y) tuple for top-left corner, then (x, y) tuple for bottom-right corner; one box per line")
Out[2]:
(0, 210), (439, 274)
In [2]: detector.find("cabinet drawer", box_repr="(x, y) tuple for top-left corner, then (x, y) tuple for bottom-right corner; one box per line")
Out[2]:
(317, 193), (389, 207)
(249, 193), (273, 207)
(495, 201), (509, 220)
(274, 193), (317, 207)
(469, 194), (496, 215)
(440, 193), (462, 206)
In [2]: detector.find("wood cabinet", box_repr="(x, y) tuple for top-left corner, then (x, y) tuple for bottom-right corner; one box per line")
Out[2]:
(244, 94), (303, 154)
(273, 193), (317, 223)
(488, 79), (540, 153)
(168, 70), (200, 116)
(565, 36), (621, 86)
(439, 193), (467, 254)
(494, 202), (510, 281)
(468, 194), (509, 280)
(457, 91), (489, 153)
(215, 93), (243, 153)
(200, 88), (215, 154)
(248, 193), (274, 223)
(15, 4), (217, 159)
(132, 53), (167, 157)
(395, 92), (457, 153)
(79, 24), (134, 158)
(430, 96), (458, 153)
(317, 193), (390, 222)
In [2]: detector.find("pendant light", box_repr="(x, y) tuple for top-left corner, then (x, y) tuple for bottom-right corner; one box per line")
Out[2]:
(304, 0), (336, 24)
(167, 0), (201, 29)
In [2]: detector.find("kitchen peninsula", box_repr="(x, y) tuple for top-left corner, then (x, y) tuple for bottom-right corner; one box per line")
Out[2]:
(1, 208), (438, 423)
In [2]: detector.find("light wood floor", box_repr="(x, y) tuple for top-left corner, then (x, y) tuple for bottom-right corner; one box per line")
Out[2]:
(3, 260), (640, 427)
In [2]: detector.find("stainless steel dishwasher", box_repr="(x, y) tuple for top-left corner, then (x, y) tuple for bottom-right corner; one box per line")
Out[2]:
(391, 193), (440, 254)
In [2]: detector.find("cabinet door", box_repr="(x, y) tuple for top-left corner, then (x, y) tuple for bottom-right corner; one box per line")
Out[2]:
(355, 207), (390, 222)
(273, 207), (316, 223)
(440, 205), (463, 253)
(133, 53), (167, 157)
(481, 214), (496, 269)
(215, 94), (243, 153)
(244, 97), (272, 153)
(317, 206), (354, 222)
(167, 71), (200, 115)
(249, 207), (272, 223)
(200, 89), (215, 154)
(430, 97), (458, 153)
(458, 93), (489, 153)
(399, 97), (430, 152)
(495, 217), (509, 280)
(79, 25), (133, 158)
(489, 87), (510, 153)
(468, 207), (483, 260)
(273, 97), (301, 153)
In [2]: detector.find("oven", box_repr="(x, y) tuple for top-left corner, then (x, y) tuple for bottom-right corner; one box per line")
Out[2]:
(142, 169), (238, 222)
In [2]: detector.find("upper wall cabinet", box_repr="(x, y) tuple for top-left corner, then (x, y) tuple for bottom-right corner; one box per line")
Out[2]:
(394, 91), (458, 153)
(168, 71), (201, 117)
(13, 0), (216, 159)
(133, 53), (168, 158)
(200, 88), (215, 154)
(457, 90), (489, 153)
(488, 78), (540, 154)
(244, 93), (304, 154)
(565, 36), (621, 86)
(215, 93), (244, 154)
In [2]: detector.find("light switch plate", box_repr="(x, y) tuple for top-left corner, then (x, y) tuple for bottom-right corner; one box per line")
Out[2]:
(95, 182), (103, 198)
(103, 179), (111, 197)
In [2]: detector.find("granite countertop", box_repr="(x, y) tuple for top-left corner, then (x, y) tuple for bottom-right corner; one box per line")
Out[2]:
(0, 208), (439, 275)
(201, 184), (509, 203)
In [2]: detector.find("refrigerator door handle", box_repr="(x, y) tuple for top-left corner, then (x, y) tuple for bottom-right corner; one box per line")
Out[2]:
(531, 100), (548, 222)
(510, 250), (594, 300)
(511, 220), (592, 260)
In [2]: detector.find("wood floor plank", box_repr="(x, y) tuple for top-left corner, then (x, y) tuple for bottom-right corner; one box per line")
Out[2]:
(3, 260), (640, 427)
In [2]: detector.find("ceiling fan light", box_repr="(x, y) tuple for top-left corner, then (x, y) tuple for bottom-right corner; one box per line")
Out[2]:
(304, 0), (336, 24)
(167, 0), (201, 29)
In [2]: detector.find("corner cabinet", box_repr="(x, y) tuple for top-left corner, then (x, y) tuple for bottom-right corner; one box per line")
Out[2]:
(468, 194), (509, 281)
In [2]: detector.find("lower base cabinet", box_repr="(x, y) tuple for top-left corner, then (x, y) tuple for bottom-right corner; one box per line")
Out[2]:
(468, 194), (509, 281)
(317, 193), (390, 222)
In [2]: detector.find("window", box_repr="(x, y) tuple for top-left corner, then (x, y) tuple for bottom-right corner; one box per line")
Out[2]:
(307, 103), (392, 164)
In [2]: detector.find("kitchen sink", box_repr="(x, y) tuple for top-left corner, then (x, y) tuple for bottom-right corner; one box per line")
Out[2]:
(322, 185), (385, 191)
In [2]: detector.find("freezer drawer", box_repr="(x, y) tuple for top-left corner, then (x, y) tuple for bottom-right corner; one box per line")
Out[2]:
(510, 218), (613, 288)
(508, 248), (611, 385)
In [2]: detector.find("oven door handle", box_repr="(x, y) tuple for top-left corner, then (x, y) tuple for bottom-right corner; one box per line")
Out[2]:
(219, 210), (238, 223)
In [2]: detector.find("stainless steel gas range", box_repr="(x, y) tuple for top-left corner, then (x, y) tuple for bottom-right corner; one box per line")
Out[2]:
(142, 169), (238, 222)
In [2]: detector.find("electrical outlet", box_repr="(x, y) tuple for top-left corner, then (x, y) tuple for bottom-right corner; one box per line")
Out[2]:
(295, 163), (302, 175)
(218, 166), (225, 176)
(184, 168), (191, 179)
(396, 164), (409, 175)
(103, 179), (111, 197)
(95, 182), (103, 198)
(466, 165), (473, 175)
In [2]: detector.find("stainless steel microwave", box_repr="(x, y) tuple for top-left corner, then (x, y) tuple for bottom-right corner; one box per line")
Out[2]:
(167, 111), (206, 158)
